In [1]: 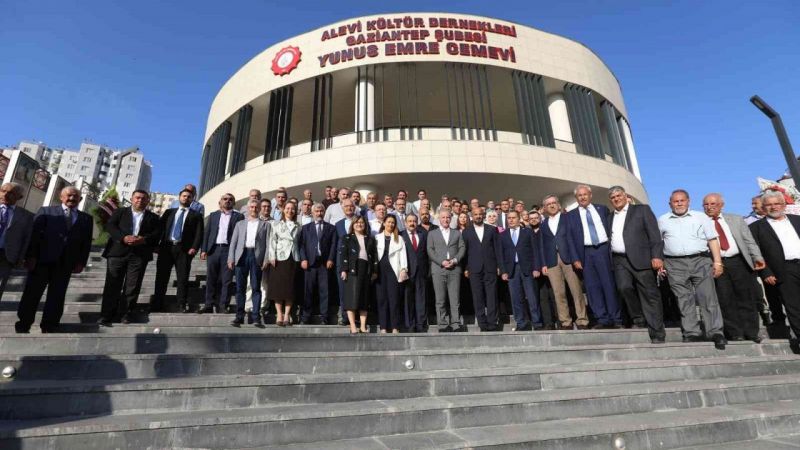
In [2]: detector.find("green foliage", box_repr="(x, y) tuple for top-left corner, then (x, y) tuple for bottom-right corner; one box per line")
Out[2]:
(91, 186), (121, 246)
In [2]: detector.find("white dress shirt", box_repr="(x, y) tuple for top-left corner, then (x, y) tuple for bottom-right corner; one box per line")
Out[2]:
(245, 219), (259, 248)
(369, 218), (382, 237)
(610, 204), (628, 254)
(714, 215), (740, 258)
(131, 210), (144, 236)
(768, 217), (800, 260)
(578, 204), (609, 246)
(441, 227), (451, 260)
(547, 212), (561, 236)
(216, 210), (233, 244)
(299, 214), (314, 226)
(474, 224), (484, 243)
(171, 207), (188, 241)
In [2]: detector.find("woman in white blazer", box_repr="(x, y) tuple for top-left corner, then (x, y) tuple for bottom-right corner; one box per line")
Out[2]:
(268, 202), (300, 326)
(375, 214), (409, 333)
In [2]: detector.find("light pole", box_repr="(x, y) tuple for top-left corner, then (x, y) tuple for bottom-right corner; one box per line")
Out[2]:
(750, 95), (800, 187)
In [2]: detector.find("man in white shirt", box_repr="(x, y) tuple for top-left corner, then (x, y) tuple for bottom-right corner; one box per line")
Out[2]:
(298, 199), (314, 225)
(607, 186), (666, 343)
(324, 188), (357, 224)
(370, 204), (387, 237)
(703, 193), (766, 342)
(749, 190), (800, 343)
(567, 184), (621, 329)
(413, 189), (427, 214)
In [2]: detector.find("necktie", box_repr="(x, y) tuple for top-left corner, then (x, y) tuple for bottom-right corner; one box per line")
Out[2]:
(316, 222), (322, 256)
(713, 216), (730, 251)
(0, 206), (8, 239)
(585, 208), (600, 246)
(411, 232), (418, 251)
(171, 208), (185, 241)
(64, 208), (73, 230)
(512, 228), (518, 245)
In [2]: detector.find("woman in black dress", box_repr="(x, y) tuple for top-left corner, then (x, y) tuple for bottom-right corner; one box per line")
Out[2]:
(339, 215), (377, 334)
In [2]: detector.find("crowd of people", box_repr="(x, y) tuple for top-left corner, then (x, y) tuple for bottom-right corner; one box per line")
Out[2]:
(3, 181), (799, 351)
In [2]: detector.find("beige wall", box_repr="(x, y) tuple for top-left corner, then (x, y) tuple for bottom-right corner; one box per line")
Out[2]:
(205, 12), (627, 144)
(200, 139), (648, 210)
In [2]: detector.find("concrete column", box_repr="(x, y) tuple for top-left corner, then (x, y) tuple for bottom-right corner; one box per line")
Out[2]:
(353, 183), (378, 203)
(355, 75), (374, 133)
(618, 118), (642, 181)
(547, 93), (573, 143)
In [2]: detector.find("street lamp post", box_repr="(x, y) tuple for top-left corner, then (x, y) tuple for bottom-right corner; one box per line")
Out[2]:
(750, 95), (800, 188)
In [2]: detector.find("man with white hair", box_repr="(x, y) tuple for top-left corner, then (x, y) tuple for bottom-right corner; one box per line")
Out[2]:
(0, 183), (34, 302)
(426, 208), (466, 332)
(658, 189), (726, 350)
(749, 190), (800, 342)
(16, 186), (93, 333)
(567, 184), (621, 329)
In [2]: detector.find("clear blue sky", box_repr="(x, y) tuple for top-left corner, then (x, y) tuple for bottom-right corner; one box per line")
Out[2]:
(1, 0), (798, 215)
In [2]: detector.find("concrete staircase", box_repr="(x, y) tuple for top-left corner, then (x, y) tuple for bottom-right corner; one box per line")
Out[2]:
(0, 251), (799, 449)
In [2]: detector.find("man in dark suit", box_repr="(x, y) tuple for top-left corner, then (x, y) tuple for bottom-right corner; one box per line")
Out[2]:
(540, 195), (589, 329)
(199, 194), (243, 313)
(152, 189), (204, 313)
(749, 191), (800, 341)
(463, 206), (503, 331)
(0, 182), (34, 302)
(568, 184), (621, 328)
(298, 202), (337, 324)
(401, 213), (429, 332)
(607, 186), (666, 343)
(15, 186), (93, 333)
(98, 190), (162, 326)
(500, 211), (545, 331)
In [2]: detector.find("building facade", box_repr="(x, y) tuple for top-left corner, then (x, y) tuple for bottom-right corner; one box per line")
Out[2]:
(199, 12), (646, 209)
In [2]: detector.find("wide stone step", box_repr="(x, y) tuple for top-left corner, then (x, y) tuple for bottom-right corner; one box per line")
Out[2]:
(0, 329), (686, 355)
(2, 341), (794, 380)
(0, 312), (335, 327)
(676, 433), (800, 449)
(257, 400), (800, 450)
(1, 382), (798, 448)
(1, 356), (798, 420)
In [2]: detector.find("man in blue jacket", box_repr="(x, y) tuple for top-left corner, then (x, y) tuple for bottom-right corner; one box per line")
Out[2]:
(499, 211), (545, 331)
(567, 184), (621, 328)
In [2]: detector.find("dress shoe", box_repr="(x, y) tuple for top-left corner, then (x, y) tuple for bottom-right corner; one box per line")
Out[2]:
(197, 306), (214, 314)
(543, 324), (555, 330)
(14, 322), (30, 334)
(253, 321), (265, 329)
(97, 318), (113, 328)
(576, 324), (589, 330)
(246, 315), (253, 324)
(533, 325), (544, 331)
(439, 326), (453, 333)
(230, 319), (243, 327)
(651, 338), (665, 344)
(121, 315), (131, 325)
(683, 335), (705, 343)
(299, 319), (310, 325)
(591, 323), (612, 330)
(181, 304), (192, 313)
(747, 336), (763, 344)
(730, 336), (744, 341)
(453, 325), (467, 332)
(516, 324), (533, 332)
(338, 318), (347, 326)
(711, 334), (727, 350)
(40, 327), (58, 334)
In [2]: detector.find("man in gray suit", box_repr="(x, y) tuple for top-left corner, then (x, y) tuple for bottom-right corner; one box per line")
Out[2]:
(427, 209), (466, 332)
(0, 182), (34, 301)
(703, 193), (766, 342)
(228, 199), (271, 328)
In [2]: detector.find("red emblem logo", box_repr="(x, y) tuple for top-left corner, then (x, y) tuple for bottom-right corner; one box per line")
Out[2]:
(271, 46), (302, 76)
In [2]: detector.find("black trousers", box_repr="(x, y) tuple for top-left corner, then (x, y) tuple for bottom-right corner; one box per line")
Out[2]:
(152, 244), (194, 310)
(715, 255), (759, 339)
(101, 254), (149, 321)
(777, 261), (800, 339)
(302, 263), (330, 321)
(16, 259), (73, 332)
(403, 270), (428, 331)
(205, 246), (232, 309)
(536, 276), (556, 326)
(469, 270), (498, 328)
(612, 254), (665, 340)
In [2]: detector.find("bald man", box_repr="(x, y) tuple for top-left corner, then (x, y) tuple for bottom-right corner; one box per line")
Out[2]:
(15, 186), (93, 333)
(0, 183), (34, 302)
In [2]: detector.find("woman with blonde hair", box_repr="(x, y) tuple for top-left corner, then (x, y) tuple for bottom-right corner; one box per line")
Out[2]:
(375, 214), (409, 333)
(268, 202), (300, 326)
